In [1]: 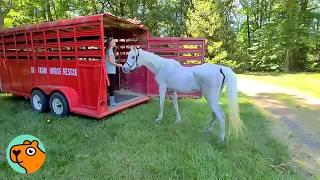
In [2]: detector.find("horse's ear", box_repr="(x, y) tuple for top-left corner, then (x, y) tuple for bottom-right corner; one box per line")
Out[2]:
(130, 46), (137, 52)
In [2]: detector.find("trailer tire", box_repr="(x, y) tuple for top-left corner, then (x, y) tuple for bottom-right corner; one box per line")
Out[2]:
(31, 90), (49, 113)
(49, 92), (70, 117)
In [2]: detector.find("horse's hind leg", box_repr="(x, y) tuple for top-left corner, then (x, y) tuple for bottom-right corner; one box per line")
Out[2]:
(204, 93), (225, 142)
(214, 103), (226, 141)
(211, 102), (225, 142)
(171, 91), (181, 123)
(204, 113), (217, 133)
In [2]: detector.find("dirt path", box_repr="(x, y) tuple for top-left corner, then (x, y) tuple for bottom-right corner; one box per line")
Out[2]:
(238, 78), (320, 177)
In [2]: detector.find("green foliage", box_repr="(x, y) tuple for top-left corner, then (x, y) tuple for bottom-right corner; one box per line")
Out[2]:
(238, 0), (320, 72)
(1, 0), (320, 72)
(187, 0), (243, 70)
(2, 0), (191, 37)
(206, 57), (239, 71)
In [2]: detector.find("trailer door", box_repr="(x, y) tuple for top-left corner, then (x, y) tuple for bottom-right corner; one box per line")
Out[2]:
(0, 35), (11, 92)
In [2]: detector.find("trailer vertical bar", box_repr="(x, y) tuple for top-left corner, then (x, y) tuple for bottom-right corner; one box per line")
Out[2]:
(97, 17), (106, 114)
(73, 26), (82, 104)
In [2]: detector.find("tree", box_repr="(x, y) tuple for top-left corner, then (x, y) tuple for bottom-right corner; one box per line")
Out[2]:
(0, 0), (14, 29)
(1, 0), (319, 72)
(187, 0), (241, 69)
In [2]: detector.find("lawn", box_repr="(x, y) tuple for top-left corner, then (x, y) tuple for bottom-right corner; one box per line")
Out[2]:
(239, 73), (320, 99)
(0, 93), (299, 179)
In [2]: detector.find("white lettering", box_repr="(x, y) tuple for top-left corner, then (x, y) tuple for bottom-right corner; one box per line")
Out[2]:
(63, 68), (77, 76)
(31, 66), (77, 77)
(31, 67), (35, 74)
(49, 67), (61, 75)
(38, 67), (47, 74)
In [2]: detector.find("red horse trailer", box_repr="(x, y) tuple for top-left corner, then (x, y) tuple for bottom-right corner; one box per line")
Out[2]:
(0, 13), (205, 118)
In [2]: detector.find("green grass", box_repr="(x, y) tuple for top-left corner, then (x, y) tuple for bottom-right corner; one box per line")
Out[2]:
(239, 73), (320, 98)
(0, 93), (299, 179)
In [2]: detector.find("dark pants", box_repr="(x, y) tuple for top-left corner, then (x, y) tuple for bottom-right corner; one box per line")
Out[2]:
(107, 74), (116, 96)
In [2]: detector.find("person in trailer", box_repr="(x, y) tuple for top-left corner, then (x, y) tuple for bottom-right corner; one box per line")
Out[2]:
(105, 36), (122, 106)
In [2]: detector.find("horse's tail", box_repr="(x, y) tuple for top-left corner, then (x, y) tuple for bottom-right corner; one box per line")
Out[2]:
(222, 66), (244, 138)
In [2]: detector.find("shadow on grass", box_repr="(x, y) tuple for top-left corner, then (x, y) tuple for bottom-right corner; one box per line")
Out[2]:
(239, 72), (313, 76)
(0, 94), (26, 101)
(256, 92), (320, 114)
(240, 72), (283, 76)
(254, 93), (320, 149)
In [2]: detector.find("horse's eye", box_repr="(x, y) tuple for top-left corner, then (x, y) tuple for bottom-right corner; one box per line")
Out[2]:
(132, 56), (135, 59)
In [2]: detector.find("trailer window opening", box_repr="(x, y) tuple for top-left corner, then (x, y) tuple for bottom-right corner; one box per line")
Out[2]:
(36, 56), (45, 60)
(47, 39), (58, 43)
(36, 47), (45, 52)
(47, 47), (59, 51)
(7, 56), (16, 60)
(16, 41), (27, 47)
(62, 56), (75, 61)
(61, 47), (74, 51)
(48, 56), (59, 60)
(60, 37), (74, 42)
(45, 30), (57, 39)
(18, 56), (28, 60)
(78, 57), (100, 61)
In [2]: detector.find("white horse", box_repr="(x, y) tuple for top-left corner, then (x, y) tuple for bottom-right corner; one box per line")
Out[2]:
(122, 47), (244, 141)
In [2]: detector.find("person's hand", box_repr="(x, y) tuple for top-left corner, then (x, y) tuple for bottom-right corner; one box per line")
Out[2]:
(117, 64), (123, 68)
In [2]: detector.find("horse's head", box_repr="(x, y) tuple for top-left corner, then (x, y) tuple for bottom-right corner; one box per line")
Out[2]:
(122, 47), (141, 73)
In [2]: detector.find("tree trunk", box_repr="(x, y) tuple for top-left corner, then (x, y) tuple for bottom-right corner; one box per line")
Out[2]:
(120, 2), (125, 16)
(142, 0), (145, 20)
(239, 0), (251, 47)
(51, 0), (57, 19)
(268, 0), (273, 22)
(299, 0), (308, 23)
(0, 15), (4, 29)
(247, 14), (251, 47)
(283, 0), (297, 72)
(41, 1), (47, 21)
(284, 49), (291, 72)
(259, 0), (263, 27)
(47, 2), (53, 21)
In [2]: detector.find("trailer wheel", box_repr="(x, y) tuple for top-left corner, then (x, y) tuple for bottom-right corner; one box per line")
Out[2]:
(49, 92), (70, 117)
(31, 90), (49, 113)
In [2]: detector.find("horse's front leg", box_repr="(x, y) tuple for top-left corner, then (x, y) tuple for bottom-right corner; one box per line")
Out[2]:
(156, 86), (167, 123)
(172, 91), (181, 123)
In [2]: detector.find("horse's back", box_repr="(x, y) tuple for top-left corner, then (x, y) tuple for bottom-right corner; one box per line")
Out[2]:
(191, 63), (226, 89)
(192, 63), (224, 77)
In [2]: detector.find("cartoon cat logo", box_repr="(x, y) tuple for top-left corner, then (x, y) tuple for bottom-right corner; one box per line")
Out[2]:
(7, 135), (46, 174)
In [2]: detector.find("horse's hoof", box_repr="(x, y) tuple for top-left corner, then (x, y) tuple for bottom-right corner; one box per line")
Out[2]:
(175, 120), (181, 124)
(203, 128), (211, 134)
(219, 136), (225, 143)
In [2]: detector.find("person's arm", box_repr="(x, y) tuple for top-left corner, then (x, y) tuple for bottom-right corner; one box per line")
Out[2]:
(108, 55), (122, 68)
(107, 49), (122, 67)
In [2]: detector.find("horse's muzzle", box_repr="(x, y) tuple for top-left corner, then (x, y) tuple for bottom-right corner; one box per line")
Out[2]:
(122, 66), (130, 73)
